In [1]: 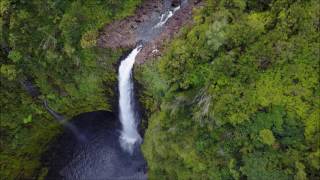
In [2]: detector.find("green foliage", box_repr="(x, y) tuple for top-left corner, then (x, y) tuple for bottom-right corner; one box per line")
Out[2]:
(1, 0), (141, 179)
(0, 0), (10, 15)
(23, 114), (33, 124)
(0, 64), (17, 80)
(0, 79), (61, 179)
(80, 30), (98, 48)
(259, 129), (275, 146)
(240, 152), (289, 180)
(8, 50), (22, 62)
(138, 0), (320, 179)
(295, 162), (307, 180)
(206, 19), (228, 51)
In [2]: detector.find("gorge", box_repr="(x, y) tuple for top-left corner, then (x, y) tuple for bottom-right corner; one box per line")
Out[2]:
(1, 0), (319, 179)
(42, 0), (188, 179)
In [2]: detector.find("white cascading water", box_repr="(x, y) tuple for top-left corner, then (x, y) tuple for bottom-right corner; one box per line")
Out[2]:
(153, 6), (180, 28)
(118, 45), (143, 153)
(118, 4), (181, 154)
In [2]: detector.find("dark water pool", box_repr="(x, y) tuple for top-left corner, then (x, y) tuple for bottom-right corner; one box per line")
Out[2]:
(42, 111), (147, 180)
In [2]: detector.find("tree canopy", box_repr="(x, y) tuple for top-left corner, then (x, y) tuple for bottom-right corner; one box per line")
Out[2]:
(137, 0), (319, 179)
(0, 0), (141, 179)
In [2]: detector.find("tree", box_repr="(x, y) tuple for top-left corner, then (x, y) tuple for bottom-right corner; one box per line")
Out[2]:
(259, 129), (276, 146)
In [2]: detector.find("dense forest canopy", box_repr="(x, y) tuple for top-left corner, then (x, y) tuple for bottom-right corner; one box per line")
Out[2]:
(137, 0), (319, 179)
(0, 0), (319, 179)
(0, 0), (141, 179)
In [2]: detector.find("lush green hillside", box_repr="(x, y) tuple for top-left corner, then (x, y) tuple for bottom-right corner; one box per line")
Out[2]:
(0, 0), (141, 179)
(137, 0), (319, 179)
(1, 0), (319, 179)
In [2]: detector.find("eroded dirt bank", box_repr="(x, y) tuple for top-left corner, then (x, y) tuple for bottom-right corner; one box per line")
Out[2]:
(97, 0), (203, 64)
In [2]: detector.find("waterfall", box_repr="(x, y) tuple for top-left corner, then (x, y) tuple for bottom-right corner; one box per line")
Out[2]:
(118, 2), (182, 154)
(43, 100), (87, 142)
(118, 45), (143, 153)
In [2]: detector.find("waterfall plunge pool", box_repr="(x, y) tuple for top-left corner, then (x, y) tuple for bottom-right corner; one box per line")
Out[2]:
(42, 111), (147, 180)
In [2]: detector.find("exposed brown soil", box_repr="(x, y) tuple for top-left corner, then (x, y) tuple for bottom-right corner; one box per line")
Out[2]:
(97, 0), (203, 64)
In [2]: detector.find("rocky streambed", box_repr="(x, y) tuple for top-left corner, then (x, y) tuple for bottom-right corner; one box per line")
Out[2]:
(98, 0), (203, 64)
